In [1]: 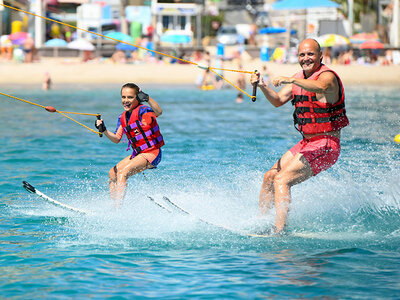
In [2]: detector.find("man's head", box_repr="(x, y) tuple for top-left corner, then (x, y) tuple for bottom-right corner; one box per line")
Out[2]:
(120, 83), (140, 111)
(297, 39), (322, 77)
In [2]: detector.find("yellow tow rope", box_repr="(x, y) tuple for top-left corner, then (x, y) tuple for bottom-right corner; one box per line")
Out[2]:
(0, 3), (260, 135)
(0, 91), (102, 135)
(0, 3), (258, 100)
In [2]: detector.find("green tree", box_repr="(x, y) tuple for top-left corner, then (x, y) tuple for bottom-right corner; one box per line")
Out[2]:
(332, 0), (378, 23)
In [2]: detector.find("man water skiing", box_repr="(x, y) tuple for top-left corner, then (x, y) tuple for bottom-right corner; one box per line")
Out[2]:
(250, 39), (349, 233)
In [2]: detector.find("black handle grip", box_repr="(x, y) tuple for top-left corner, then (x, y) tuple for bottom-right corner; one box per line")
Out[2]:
(252, 70), (258, 102)
(97, 115), (103, 138)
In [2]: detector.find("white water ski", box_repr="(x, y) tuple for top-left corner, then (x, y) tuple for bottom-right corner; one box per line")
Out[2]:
(147, 196), (173, 213)
(22, 181), (91, 215)
(161, 196), (275, 238)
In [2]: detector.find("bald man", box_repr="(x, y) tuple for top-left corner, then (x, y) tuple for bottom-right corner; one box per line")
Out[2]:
(250, 39), (349, 233)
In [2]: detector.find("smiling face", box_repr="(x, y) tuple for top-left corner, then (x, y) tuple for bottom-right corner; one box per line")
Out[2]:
(297, 39), (322, 77)
(121, 87), (138, 111)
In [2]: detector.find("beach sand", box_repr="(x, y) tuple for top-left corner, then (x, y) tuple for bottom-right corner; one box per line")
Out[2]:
(1, 57), (399, 87)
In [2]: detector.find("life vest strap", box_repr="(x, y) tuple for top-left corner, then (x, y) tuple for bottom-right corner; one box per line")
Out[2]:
(294, 112), (345, 125)
(131, 135), (164, 158)
(291, 95), (318, 105)
(294, 103), (345, 115)
(126, 124), (160, 144)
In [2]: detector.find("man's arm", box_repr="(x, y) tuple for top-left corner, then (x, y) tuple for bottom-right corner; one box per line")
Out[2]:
(251, 72), (293, 107)
(273, 72), (338, 103)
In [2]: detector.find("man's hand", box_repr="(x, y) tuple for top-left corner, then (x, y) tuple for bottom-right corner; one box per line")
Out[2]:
(250, 71), (265, 87)
(272, 76), (294, 87)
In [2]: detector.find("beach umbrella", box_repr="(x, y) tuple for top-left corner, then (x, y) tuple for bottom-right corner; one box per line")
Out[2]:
(316, 34), (350, 47)
(350, 32), (379, 44)
(45, 38), (68, 47)
(8, 32), (28, 40)
(160, 34), (191, 44)
(11, 37), (26, 45)
(259, 27), (286, 34)
(116, 42), (137, 51)
(360, 40), (384, 49)
(105, 32), (134, 43)
(0, 35), (12, 48)
(67, 39), (95, 51)
(1, 35), (11, 44)
(272, 0), (339, 10)
(258, 27), (296, 34)
(45, 39), (68, 57)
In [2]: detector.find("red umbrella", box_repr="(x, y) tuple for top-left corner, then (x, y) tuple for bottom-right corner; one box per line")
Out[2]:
(350, 32), (379, 44)
(360, 40), (384, 49)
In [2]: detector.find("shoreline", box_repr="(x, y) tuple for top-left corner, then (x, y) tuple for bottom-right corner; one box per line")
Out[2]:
(1, 82), (399, 91)
(0, 58), (399, 87)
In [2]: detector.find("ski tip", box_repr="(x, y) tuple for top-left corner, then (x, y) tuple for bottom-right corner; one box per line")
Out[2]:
(22, 181), (36, 194)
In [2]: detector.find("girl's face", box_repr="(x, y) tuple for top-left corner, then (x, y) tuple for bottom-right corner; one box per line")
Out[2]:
(121, 87), (138, 111)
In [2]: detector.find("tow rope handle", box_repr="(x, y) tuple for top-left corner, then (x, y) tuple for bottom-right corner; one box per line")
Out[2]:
(251, 70), (259, 102)
(97, 115), (103, 138)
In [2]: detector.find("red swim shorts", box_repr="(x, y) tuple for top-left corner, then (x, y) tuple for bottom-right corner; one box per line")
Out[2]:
(289, 135), (341, 176)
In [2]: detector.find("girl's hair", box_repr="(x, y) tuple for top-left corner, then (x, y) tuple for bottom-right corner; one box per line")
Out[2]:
(121, 83), (139, 95)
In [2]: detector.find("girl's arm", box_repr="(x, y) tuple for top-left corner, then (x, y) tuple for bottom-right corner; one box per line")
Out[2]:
(95, 119), (122, 143)
(147, 96), (162, 117)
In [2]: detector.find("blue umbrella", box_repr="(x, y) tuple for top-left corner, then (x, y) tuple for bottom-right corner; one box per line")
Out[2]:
(44, 38), (68, 47)
(116, 42), (137, 51)
(259, 27), (296, 34)
(105, 32), (134, 43)
(160, 34), (191, 44)
(272, 0), (339, 10)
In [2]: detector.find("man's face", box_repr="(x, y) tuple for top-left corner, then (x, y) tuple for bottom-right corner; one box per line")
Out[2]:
(121, 87), (138, 111)
(298, 41), (321, 75)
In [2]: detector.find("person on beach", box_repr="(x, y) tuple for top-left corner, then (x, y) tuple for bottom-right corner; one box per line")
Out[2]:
(250, 38), (349, 234)
(95, 83), (164, 208)
(235, 64), (246, 103)
(42, 72), (52, 90)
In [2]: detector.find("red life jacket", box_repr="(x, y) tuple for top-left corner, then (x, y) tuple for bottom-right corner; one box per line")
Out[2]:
(292, 64), (349, 135)
(120, 104), (164, 158)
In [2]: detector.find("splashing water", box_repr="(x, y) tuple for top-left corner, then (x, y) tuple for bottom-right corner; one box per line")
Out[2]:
(1, 85), (399, 298)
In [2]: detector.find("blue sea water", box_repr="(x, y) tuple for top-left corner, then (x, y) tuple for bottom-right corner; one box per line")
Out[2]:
(0, 83), (399, 299)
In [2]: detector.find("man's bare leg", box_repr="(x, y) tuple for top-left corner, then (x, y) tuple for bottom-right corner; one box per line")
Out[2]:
(259, 151), (295, 214)
(273, 154), (314, 233)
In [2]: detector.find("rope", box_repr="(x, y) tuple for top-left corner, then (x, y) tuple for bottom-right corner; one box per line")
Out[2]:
(0, 3), (257, 98)
(0, 91), (46, 109)
(57, 111), (99, 116)
(208, 68), (253, 99)
(0, 91), (101, 135)
(57, 111), (100, 135)
(210, 67), (253, 74)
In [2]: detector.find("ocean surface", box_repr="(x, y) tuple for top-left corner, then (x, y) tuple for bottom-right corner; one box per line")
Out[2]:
(1, 83), (399, 299)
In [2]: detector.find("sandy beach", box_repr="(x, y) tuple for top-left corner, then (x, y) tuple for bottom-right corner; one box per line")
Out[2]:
(1, 57), (400, 87)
